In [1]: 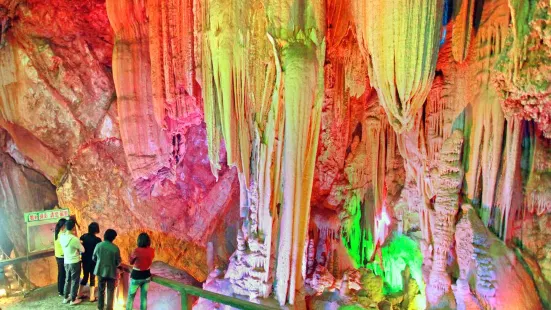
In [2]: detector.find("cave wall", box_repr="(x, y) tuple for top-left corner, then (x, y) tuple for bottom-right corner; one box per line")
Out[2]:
(0, 0), (240, 282)
(0, 0), (550, 309)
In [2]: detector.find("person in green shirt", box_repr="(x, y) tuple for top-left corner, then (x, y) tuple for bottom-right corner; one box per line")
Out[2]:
(53, 218), (67, 297)
(93, 229), (121, 310)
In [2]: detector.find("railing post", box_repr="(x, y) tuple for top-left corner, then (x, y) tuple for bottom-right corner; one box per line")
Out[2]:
(181, 289), (189, 310)
(120, 268), (130, 305)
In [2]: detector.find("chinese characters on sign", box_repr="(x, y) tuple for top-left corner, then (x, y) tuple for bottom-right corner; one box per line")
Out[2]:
(25, 209), (69, 223)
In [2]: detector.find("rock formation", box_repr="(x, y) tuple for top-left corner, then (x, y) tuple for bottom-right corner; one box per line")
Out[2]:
(455, 204), (542, 310)
(0, 0), (550, 309)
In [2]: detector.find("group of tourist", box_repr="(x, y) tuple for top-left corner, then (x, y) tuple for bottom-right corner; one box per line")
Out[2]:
(53, 217), (155, 310)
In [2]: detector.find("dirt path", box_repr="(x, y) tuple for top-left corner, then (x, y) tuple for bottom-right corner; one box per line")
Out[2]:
(0, 285), (118, 310)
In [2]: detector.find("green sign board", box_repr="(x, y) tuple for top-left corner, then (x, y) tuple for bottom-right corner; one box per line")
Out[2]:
(24, 208), (70, 253)
(24, 209), (69, 223)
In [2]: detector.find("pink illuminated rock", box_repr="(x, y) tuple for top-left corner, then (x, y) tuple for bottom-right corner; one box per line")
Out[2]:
(455, 204), (542, 310)
(0, 0), (550, 308)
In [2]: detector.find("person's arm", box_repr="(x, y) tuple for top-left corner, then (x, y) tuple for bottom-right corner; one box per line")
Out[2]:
(92, 244), (99, 262)
(129, 249), (137, 265)
(72, 236), (85, 253)
(115, 248), (122, 267)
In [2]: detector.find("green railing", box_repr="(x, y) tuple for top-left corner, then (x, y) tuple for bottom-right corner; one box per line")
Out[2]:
(119, 264), (279, 310)
(0, 250), (54, 268)
(0, 250), (277, 309)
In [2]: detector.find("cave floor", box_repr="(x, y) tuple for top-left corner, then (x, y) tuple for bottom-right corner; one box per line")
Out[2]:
(0, 285), (123, 310)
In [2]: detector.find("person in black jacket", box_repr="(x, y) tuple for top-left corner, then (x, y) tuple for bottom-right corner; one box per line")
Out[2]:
(80, 222), (102, 301)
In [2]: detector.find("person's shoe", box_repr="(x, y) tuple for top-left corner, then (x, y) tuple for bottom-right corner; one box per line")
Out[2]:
(70, 298), (82, 305)
(62, 298), (70, 304)
(78, 284), (88, 299)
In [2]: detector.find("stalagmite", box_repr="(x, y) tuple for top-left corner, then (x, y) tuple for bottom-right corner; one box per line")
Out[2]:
(455, 204), (542, 310)
(352, 0), (444, 132)
(427, 130), (464, 303)
(454, 204), (484, 310)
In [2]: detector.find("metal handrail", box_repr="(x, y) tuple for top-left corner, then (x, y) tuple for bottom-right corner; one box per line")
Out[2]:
(119, 264), (278, 310)
(0, 250), (54, 268)
(1, 250), (278, 309)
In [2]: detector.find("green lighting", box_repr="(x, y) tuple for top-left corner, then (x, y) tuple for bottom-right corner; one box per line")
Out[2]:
(341, 194), (376, 268)
(380, 234), (424, 294)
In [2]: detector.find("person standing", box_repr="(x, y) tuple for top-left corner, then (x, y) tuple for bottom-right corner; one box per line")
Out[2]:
(126, 233), (155, 310)
(54, 218), (67, 297)
(80, 222), (102, 301)
(60, 219), (84, 305)
(93, 229), (121, 310)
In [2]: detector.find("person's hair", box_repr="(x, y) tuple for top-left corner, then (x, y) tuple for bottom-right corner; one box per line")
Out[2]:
(65, 220), (76, 232)
(104, 229), (117, 242)
(88, 222), (100, 235)
(69, 215), (80, 229)
(137, 233), (151, 248)
(55, 218), (67, 240)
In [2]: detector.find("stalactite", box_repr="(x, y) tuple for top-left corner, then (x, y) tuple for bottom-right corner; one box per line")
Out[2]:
(495, 117), (523, 240)
(275, 38), (325, 305)
(201, 0), (242, 176)
(201, 0), (326, 304)
(473, 0), (510, 74)
(465, 88), (505, 226)
(202, 0), (284, 299)
(465, 0), (510, 226)
(352, 0), (445, 132)
(341, 193), (375, 268)
(106, 0), (173, 183)
(397, 111), (434, 246)
(341, 98), (395, 269)
(148, 0), (201, 129)
(525, 129), (551, 215)
(425, 76), (446, 162)
(380, 235), (424, 295)
(494, 0), (551, 138)
(426, 23), (471, 164)
(452, 0), (476, 62)
(508, 0), (537, 75)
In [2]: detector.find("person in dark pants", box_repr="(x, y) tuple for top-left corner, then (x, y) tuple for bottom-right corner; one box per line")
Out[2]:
(80, 222), (102, 301)
(126, 233), (155, 310)
(60, 220), (84, 305)
(54, 218), (67, 297)
(93, 229), (121, 310)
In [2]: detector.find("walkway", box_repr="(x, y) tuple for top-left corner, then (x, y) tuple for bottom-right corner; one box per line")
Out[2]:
(0, 284), (122, 310)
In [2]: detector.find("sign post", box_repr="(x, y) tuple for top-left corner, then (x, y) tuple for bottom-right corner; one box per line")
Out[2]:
(23, 208), (70, 254)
